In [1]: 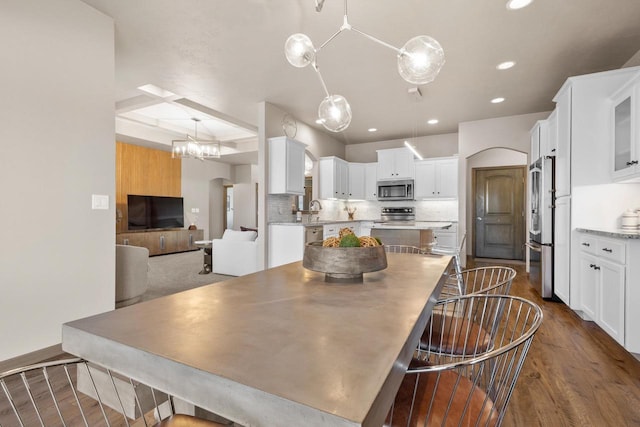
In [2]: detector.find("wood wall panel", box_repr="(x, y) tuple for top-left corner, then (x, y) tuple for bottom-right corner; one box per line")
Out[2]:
(116, 142), (181, 233)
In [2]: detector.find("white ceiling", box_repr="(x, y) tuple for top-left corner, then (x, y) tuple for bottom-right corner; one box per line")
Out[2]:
(82, 0), (640, 160)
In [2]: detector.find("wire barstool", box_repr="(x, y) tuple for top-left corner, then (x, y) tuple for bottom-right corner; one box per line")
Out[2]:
(386, 295), (543, 427)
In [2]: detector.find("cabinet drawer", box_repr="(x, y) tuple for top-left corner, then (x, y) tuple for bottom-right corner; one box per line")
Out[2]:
(596, 238), (626, 264)
(324, 224), (339, 238)
(578, 235), (597, 254)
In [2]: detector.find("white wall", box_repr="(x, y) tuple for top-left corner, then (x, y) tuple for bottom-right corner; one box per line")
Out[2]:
(181, 158), (232, 240)
(458, 112), (550, 260)
(0, 0), (115, 361)
(258, 102), (345, 268)
(232, 164), (258, 229)
(345, 133), (458, 163)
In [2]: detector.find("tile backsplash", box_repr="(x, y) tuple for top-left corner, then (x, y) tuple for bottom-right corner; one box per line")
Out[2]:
(267, 194), (458, 223)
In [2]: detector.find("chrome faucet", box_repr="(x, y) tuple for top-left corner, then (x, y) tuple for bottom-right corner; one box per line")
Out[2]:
(309, 200), (322, 212)
(308, 200), (322, 223)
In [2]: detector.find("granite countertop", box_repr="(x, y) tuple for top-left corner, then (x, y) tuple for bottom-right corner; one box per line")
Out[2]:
(576, 227), (640, 239)
(371, 221), (454, 230)
(269, 220), (457, 228)
(269, 220), (368, 227)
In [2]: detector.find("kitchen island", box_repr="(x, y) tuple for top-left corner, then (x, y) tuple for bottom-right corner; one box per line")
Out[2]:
(62, 253), (452, 427)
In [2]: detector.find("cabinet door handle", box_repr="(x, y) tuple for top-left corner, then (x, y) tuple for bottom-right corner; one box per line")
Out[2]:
(551, 148), (556, 152)
(589, 263), (595, 268)
(602, 248), (613, 253)
(626, 160), (639, 166)
(593, 265), (601, 270)
(581, 242), (590, 247)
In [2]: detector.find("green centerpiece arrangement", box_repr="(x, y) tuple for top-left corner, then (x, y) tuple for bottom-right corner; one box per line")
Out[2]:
(303, 228), (387, 283)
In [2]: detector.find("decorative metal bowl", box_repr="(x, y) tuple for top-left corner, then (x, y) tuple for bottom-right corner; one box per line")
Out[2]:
(302, 242), (388, 283)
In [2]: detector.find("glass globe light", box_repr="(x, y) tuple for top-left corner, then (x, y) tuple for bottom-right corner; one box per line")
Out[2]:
(318, 94), (352, 132)
(397, 35), (445, 85)
(284, 33), (316, 68)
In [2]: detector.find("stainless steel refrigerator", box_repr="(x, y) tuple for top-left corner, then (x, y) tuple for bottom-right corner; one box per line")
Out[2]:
(527, 156), (555, 299)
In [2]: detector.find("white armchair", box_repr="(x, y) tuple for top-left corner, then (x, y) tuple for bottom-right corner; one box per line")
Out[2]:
(211, 229), (259, 276)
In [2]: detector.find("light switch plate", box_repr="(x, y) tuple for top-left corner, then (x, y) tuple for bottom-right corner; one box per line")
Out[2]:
(92, 194), (109, 210)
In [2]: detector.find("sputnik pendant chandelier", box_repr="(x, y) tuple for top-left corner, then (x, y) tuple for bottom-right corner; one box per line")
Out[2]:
(284, 0), (445, 133)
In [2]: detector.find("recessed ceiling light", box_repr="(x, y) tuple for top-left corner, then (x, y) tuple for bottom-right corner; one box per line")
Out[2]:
(491, 97), (505, 104)
(496, 61), (516, 70)
(506, 0), (533, 10)
(368, 128), (378, 132)
(427, 119), (439, 125)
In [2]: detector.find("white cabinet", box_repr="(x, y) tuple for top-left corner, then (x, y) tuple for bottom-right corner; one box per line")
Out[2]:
(577, 251), (598, 321)
(554, 86), (571, 197)
(323, 222), (360, 239)
(268, 137), (306, 195)
(433, 226), (457, 249)
(598, 258), (625, 345)
(365, 162), (378, 200)
(531, 119), (553, 161)
(530, 121), (541, 162)
(318, 157), (349, 200)
(348, 163), (366, 200)
(577, 233), (626, 346)
(553, 196), (571, 305)
(268, 225), (304, 268)
(377, 148), (415, 180)
(610, 74), (640, 182)
(547, 109), (558, 157)
(359, 221), (373, 237)
(414, 157), (458, 199)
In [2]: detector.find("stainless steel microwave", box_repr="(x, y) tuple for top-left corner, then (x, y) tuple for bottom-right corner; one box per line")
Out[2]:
(377, 180), (414, 201)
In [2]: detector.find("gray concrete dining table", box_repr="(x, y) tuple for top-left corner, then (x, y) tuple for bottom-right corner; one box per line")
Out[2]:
(62, 252), (451, 427)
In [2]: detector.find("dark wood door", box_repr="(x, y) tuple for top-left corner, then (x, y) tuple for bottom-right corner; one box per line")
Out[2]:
(474, 167), (526, 260)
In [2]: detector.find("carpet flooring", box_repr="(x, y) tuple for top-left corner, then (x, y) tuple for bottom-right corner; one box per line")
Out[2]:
(141, 250), (233, 302)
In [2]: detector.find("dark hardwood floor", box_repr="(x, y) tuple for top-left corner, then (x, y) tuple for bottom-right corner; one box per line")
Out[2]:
(469, 259), (640, 426)
(3, 259), (640, 426)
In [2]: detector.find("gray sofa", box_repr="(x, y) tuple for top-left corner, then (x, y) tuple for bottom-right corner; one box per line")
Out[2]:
(115, 244), (149, 308)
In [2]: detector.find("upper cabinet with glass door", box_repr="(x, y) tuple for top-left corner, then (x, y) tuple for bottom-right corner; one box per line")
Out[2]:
(611, 73), (640, 182)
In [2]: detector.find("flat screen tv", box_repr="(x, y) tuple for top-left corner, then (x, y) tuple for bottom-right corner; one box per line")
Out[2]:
(127, 195), (184, 230)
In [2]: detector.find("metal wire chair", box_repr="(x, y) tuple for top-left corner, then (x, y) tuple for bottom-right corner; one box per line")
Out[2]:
(421, 266), (517, 355)
(458, 266), (517, 296)
(384, 245), (424, 254)
(386, 295), (543, 427)
(430, 233), (466, 297)
(0, 357), (228, 426)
